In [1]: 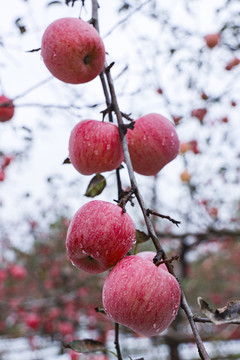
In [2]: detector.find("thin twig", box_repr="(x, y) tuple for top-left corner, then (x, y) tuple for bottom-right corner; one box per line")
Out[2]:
(114, 323), (123, 360)
(181, 294), (210, 360)
(103, 0), (152, 38)
(13, 77), (53, 101)
(193, 316), (240, 325)
(147, 208), (181, 227)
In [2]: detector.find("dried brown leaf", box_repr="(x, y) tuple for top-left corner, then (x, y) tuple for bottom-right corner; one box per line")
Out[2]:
(198, 297), (240, 324)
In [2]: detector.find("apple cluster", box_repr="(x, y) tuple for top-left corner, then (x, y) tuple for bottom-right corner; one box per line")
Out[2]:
(41, 17), (181, 337)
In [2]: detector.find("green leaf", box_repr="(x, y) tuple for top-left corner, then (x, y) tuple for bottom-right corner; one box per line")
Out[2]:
(65, 339), (106, 353)
(85, 174), (106, 198)
(135, 229), (150, 244)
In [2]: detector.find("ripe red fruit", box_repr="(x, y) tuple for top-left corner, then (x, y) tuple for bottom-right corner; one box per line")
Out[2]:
(69, 119), (124, 175)
(58, 321), (74, 336)
(191, 108), (207, 123)
(204, 33), (220, 49)
(25, 313), (41, 330)
(102, 255), (181, 337)
(41, 17), (105, 84)
(0, 95), (14, 122)
(126, 113), (179, 176)
(9, 264), (27, 279)
(66, 200), (136, 273)
(0, 170), (5, 182)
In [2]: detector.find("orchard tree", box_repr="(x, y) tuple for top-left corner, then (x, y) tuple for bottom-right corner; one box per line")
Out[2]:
(0, 1), (240, 360)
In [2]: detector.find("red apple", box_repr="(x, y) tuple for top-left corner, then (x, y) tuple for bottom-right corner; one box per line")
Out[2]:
(9, 264), (27, 279)
(0, 170), (5, 182)
(136, 251), (168, 271)
(58, 321), (74, 336)
(66, 200), (136, 274)
(126, 113), (179, 176)
(204, 33), (220, 48)
(25, 313), (41, 330)
(191, 108), (207, 123)
(69, 119), (124, 175)
(0, 95), (14, 122)
(41, 17), (105, 84)
(102, 255), (181, 337)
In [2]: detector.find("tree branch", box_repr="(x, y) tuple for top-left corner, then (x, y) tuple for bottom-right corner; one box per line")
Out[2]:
(91, 1), (211, 359)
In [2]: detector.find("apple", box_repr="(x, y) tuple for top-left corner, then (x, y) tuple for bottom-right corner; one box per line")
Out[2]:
(0, 95), (14, 122)
(9, 264), (27, 279)
(41, 17), (105, 84)
(0, 170), (5, 182)
(204, 33), (220, 48)
(25, 313), (41, 330)
(126, 113), (179, 176)
(58, 321), (74, 336)
(66, 200), (136, 274)
(136, 251), (168, 271)
(69, 119), (124, 175)
(191, 108), (207, 123)
(102, 255), (181, 337)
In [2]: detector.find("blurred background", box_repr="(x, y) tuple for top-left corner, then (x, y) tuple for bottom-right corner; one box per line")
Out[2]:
(0, 0), (240, 359)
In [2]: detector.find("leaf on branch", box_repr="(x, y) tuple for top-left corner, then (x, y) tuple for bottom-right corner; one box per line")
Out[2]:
(15, 18), (27, 34)
(63, 156), (71, 164)
(85, 174), (106, 198)
(198, 297), (240, 324)
(65, 339), (106, 353)
(135, 229), (150, 244)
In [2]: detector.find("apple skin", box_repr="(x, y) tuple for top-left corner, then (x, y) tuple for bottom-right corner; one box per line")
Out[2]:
(41, 17), (105, 84)
(66, 200), (136, 274)
(0, 95), (14, 122)
(136, 251), (168, 271)
(126, 113), (179, 176)
(102, 255), (181, 337)
(69, 119), (124, 175)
